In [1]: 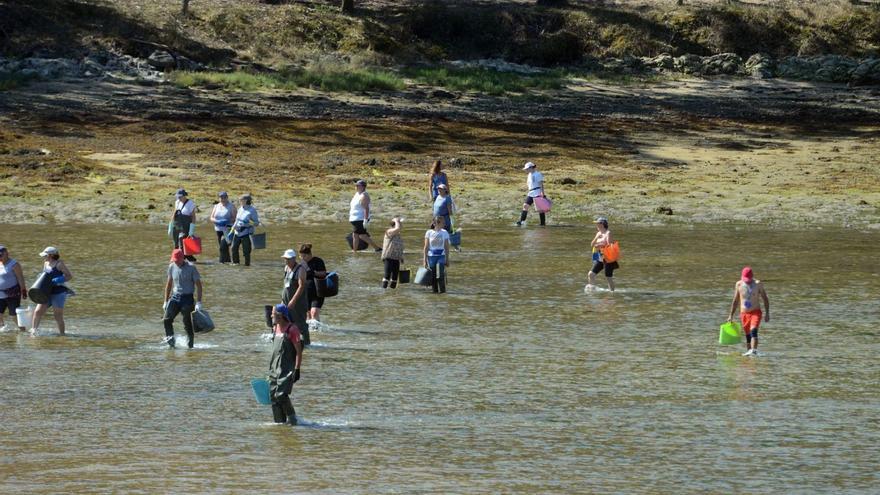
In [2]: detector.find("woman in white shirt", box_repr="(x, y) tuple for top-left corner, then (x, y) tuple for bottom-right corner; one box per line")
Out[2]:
(348, 180), (381, 252)
(231, 193), (260, 266)
(422, 216), (451, 294)
(516, 161), (546, 227)
(209, 191), (237, 264)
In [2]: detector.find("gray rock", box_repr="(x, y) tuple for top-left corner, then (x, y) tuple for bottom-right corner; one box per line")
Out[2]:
(644, 53), (674, 70)
(745, 53), (776, 79)
(701, 53), (743, 76)
(850, 58), (880, 85)
(147, 50), (176, 70)
(674, 54), (703, 74)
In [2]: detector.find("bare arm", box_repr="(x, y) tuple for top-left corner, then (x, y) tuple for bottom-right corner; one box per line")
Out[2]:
(760, 284), (770, 321)
(590, 232), (601, 248)
(387, 219), (402, 236)
(728, 284), (740, 321)
(57, 260), (73, 282)
(13, 263), (27, 299)
(164, 277), (172, 302)
(294, 340), (303, 370)
(363, 194), (371, 221)
(444, 239), (451, 265)
(428, 175), (434, 201)
(209, 204), (218, 224)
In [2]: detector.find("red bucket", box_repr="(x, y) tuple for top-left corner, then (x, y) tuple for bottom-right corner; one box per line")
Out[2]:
(183, 236), (202, 255)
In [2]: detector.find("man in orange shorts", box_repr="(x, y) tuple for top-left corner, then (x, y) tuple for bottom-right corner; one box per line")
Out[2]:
(727, 266), (770, 356)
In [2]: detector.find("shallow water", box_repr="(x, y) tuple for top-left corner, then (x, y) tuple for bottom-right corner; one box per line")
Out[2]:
(1, 222), (878, 494)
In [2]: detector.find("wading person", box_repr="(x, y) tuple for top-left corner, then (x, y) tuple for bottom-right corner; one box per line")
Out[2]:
(232, 193), (260, 266)
(381, 217), (404, 289)
(428, 159), (449, 203)
(299, 244), (327, 322)
(349, 180), (382, 252)
(422, 216), (451, 294)
(163, 249), (203, 349)
(170, 189), (197, 260)
(31, 247), (74, 335)
(0, 245), (27, 331)
(268, 303), (302, 425)
(281, 249), (310, 346)
(728, 266), (771, 357)
(432, 184), (456, 235)
(516, 161), (546, 227)
(209, 191), (236, 264)
(587, 217), (618, 292)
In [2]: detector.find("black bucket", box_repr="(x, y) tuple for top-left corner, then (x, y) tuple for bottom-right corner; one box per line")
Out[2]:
(346, 233), (369, 251)
(264, 304), (273, 328)
(399, 269), (411, 284)
(252, 232), (267, 250)
(315, 272), (339, 298)
(28, 272), (53, 304)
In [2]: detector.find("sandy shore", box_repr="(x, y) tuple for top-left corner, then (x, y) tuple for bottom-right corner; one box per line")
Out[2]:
(1, 77), (878, 229)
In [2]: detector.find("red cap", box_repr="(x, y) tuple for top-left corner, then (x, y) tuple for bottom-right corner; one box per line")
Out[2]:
(741, 266), (754, 283)
(171, 249), (185, 262)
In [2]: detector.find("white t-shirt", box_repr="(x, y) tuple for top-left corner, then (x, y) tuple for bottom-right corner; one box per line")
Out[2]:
(176, 199), (196, 216)
(211, 203), (235, 231)
(527, 171), (544, 198)
(349, 192), (367, 221)
(425, 229), (450, 255)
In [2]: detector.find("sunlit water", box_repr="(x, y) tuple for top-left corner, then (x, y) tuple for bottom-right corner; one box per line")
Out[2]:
(1, 222), (878, 494)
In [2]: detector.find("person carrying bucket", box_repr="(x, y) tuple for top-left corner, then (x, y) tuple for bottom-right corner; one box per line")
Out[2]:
(0, 245), (28, 331)
(231, 193), (260, 266)
(299, 244), (327, 322)
(381, 217), (404, 289)
(30, 247), (74, 335)
(432, 184), (456, 235)
(268, 303), (303, 425)
(348, 180), (382, 253)
(587, 217), (618, 292)
(516, 161), (547, 227)
(281, 249), (310, 346)
(422, 216), (451, 294)
(728, 266), (771, 357)
(209, 191), (236, 264)
(162, 249), (203, 349)
(169, 188), (197, 261)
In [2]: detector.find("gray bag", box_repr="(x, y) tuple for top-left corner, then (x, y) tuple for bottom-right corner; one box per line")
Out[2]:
(192, 308), (215, 333)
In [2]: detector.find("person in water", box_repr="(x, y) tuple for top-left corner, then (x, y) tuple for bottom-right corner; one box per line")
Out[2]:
(209, 191), (236, 264)
(587, 217), (618, 292)
(432, 184), (456, 235)
(231, 193), (260, 266)
(428, 159), (449, 203)
(423, 216), (451, 294)
(282, 249), (310, 346)
(31, 246), (73, 335)
(0, 245), (28, 331)
(299, 244), (327, 322)
(170, 188), (197, 261)
(268, 303), (302, 425)
(381, 217), (404, 289)
(728, 266), (771, 357)
(163, 248), (203, 349)
(516, 161), (546, 227)
(348, 179), (382, 252)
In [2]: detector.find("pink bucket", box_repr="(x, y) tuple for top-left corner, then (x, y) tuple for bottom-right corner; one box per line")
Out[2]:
(534, 196), (552, 213)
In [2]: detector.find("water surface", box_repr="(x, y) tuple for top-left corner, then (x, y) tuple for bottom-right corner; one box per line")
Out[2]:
(1, 223), (878, 494)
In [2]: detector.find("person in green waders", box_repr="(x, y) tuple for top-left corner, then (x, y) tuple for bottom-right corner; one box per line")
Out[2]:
(281, 249), (310, 346)
(268, 303), (302, 425)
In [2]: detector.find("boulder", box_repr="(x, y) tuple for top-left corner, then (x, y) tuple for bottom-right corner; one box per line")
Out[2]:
(147, 50), (176, 70)
(850, 58), (880, 85)
(701, 53), (742, 76)
(644, 53), (674, 70)
(745, 53), (776, 79)
(674, 54), (702, 74)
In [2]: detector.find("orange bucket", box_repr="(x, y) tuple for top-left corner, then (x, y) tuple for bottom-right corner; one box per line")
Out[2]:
(601, 242), (620, 262)
(182, 236), (202, 255)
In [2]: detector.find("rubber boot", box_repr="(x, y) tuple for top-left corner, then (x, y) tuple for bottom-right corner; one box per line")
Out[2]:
(390, 280), (398, 289)
(517, 210), (528, 226)
(382, 279), (389, 289)
(272, 402), (286, 423)
(539, 212), (546, 226)
(282, 398), (297, 426)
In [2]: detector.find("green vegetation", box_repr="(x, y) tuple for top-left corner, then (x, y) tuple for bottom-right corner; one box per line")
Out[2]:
(403, 67), (568, 95)
(169, 67), (404, 93)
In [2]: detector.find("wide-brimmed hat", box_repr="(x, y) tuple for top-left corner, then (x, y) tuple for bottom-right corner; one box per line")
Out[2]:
(522, 161), (536, 170)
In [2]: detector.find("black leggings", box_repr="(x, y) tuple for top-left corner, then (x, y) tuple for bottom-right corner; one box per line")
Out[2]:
(215, 231), (231, 263)
(231, 235), (252, 266)
(163, 297), (194, 348)
(383, 259), (401, 281)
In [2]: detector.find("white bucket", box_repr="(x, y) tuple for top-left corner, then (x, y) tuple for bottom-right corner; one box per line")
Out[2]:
(16, 306), (32, 329)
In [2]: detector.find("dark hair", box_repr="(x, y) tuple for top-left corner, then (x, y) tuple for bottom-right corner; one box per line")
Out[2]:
(47, 254), (60, 261)
(298, 243), (312, 255)
(599, 220), (608, 229)
(430, 160), (442, 175)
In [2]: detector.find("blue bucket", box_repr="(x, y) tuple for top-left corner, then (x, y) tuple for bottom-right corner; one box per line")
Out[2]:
(251, 378), (271, 405)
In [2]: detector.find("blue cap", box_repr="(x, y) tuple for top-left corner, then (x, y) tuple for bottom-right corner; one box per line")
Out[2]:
(176, 188), (188, 197)
(274, 304), (290, 321)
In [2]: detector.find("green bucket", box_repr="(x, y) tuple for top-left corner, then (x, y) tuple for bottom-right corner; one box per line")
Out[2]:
(719, 321), (742, 345)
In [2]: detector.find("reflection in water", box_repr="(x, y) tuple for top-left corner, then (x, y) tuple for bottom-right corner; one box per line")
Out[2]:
(0, 223), (878, 493)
